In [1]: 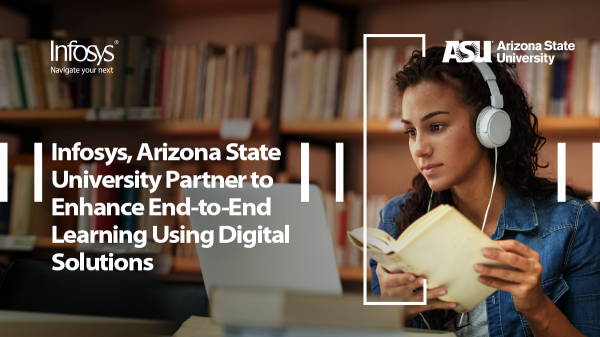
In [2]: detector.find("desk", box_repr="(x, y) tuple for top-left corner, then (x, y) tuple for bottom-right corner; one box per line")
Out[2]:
(0, 310), (169, 337)
(171, 316), (457, 337)
(173, 316), (223, 337)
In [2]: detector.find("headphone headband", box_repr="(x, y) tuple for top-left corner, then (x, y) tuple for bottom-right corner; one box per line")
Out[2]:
(473, 62), (504, 109)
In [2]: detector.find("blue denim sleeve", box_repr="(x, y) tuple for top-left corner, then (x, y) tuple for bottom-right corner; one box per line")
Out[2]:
(561, 204), (600, 336)
(370, 207), (385, 296)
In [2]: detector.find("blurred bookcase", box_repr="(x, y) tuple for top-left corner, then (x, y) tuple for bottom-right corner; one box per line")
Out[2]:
(0, 0), (598, 289)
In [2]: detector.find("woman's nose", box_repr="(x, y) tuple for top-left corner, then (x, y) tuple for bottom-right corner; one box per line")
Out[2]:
(412, 135), (432, 157)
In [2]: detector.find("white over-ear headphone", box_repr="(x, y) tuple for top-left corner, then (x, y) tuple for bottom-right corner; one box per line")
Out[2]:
(473, 62), (511, 148)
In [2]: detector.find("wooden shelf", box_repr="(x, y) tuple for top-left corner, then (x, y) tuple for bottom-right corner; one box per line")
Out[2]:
(338, 267), (372, 281)
(281, 116), (600, 140)
(162, 0), (279, 16)
(0, 109), (88, 120)
(157, 119), (271, 137)
(0, 108), (157, 128)
(281, 119), (402, 140)
(1, 109), (596, 139)
(281, 118), (407, 141)
(35, 236), (78, 249)
(538, 116), (600, 137)
(172, 257), (202, 273)
(171, 257), (369, 281)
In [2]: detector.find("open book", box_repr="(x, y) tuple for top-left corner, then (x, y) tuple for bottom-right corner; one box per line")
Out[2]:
(348, 204), (509, 313)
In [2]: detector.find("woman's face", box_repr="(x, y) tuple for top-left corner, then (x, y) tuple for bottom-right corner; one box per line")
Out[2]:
(401, 81), (489, 192)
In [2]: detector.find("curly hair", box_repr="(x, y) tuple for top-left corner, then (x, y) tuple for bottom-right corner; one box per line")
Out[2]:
(393, 46), (587, 330)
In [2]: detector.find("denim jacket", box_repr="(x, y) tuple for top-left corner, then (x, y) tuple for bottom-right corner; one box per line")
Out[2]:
(370, 185), (600, 336)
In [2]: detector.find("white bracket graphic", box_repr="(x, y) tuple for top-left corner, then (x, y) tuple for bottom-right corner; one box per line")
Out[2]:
(363, 34), (427, 306)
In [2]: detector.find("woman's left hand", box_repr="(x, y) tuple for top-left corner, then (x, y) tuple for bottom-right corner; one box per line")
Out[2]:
(474, 239), (548, 317)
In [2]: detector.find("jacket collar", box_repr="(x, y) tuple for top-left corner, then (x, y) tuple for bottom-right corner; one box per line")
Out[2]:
(495, 184), (538, 240)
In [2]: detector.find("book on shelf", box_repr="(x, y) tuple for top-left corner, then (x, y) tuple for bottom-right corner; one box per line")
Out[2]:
(51, 30), (76, 109)
(173, 162), (202, 260)
(249, 44), (273, 121)
(39, 40), (61, 109)
(104, 35), (126, 108)
(0, 172), (14, 235)
(181, 45), (199, 120)
(285, 141), (334, 193)
(124, 35), (150, 108)
(0, 38), (23, 109)
(120, 185), (140, 232)
(348, 204), (510, 313)
(90, 36), (106, 108)
(550, 51), (568, 116)
(89, 162), (140, 232)
(281, 27), (330, 121)
(196, 42), (226, 120)
(27, 40), (48, 109)
(321, 190), (387, 269)
(29, 168), (61, 237)
(16, 44), (37, 109)
(158, 39), (171, 112)
(570, 38), (590, 116)
(588, 40), (600, 116)
(73, 38), (92, 108)
(8, 165), (34, 236)
(142, 161), (176, 252)
(512, 37), (600, 117)
(77, 163), (92, 232)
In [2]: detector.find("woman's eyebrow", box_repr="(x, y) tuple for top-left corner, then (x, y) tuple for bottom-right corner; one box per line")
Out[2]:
(401, 111), (450, 124)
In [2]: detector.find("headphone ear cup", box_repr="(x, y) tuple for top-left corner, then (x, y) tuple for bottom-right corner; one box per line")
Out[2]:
(476, 106), (492, 147)
(477, 107), (511, 148)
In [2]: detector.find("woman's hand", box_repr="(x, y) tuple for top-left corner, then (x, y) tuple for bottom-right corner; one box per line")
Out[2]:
(474, 239), (548, 317)
(376, 264), (457, 321)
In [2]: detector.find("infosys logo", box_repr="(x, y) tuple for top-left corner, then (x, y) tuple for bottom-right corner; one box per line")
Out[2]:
(50, 40), (115, 65)
(443, 41), (492, 63)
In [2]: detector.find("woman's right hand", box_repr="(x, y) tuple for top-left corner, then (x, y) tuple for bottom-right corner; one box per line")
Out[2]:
(376, 264), (457, 321)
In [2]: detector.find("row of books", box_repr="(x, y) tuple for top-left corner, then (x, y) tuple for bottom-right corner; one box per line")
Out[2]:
(282, 27), (365, 121)
(163, 43), (273, 122)
(6, 29), (600, 120)
(512, 38), (600, 117)
(0, 33), (162, 110)
(0, 31), (274, 122)
(323, 191), (388, 269)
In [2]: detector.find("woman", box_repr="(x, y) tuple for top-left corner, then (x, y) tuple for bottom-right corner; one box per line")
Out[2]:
(370, 46), (600, 336)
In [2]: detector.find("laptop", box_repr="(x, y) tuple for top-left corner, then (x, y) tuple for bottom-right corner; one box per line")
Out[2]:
(184, 183), (342, 296)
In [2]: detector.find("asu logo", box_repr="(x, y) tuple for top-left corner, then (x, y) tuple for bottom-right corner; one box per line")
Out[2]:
(443, 41), (492, 63)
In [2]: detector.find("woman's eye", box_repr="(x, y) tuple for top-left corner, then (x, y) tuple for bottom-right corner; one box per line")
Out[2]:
(432, 124), (444, 132)
(403, 129), (416, 137)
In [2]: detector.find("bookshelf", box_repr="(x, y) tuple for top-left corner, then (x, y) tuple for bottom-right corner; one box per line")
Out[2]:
(0, 0), (598, 290)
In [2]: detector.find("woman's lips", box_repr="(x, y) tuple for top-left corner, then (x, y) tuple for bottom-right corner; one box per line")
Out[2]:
(422, 164), (442, 176)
